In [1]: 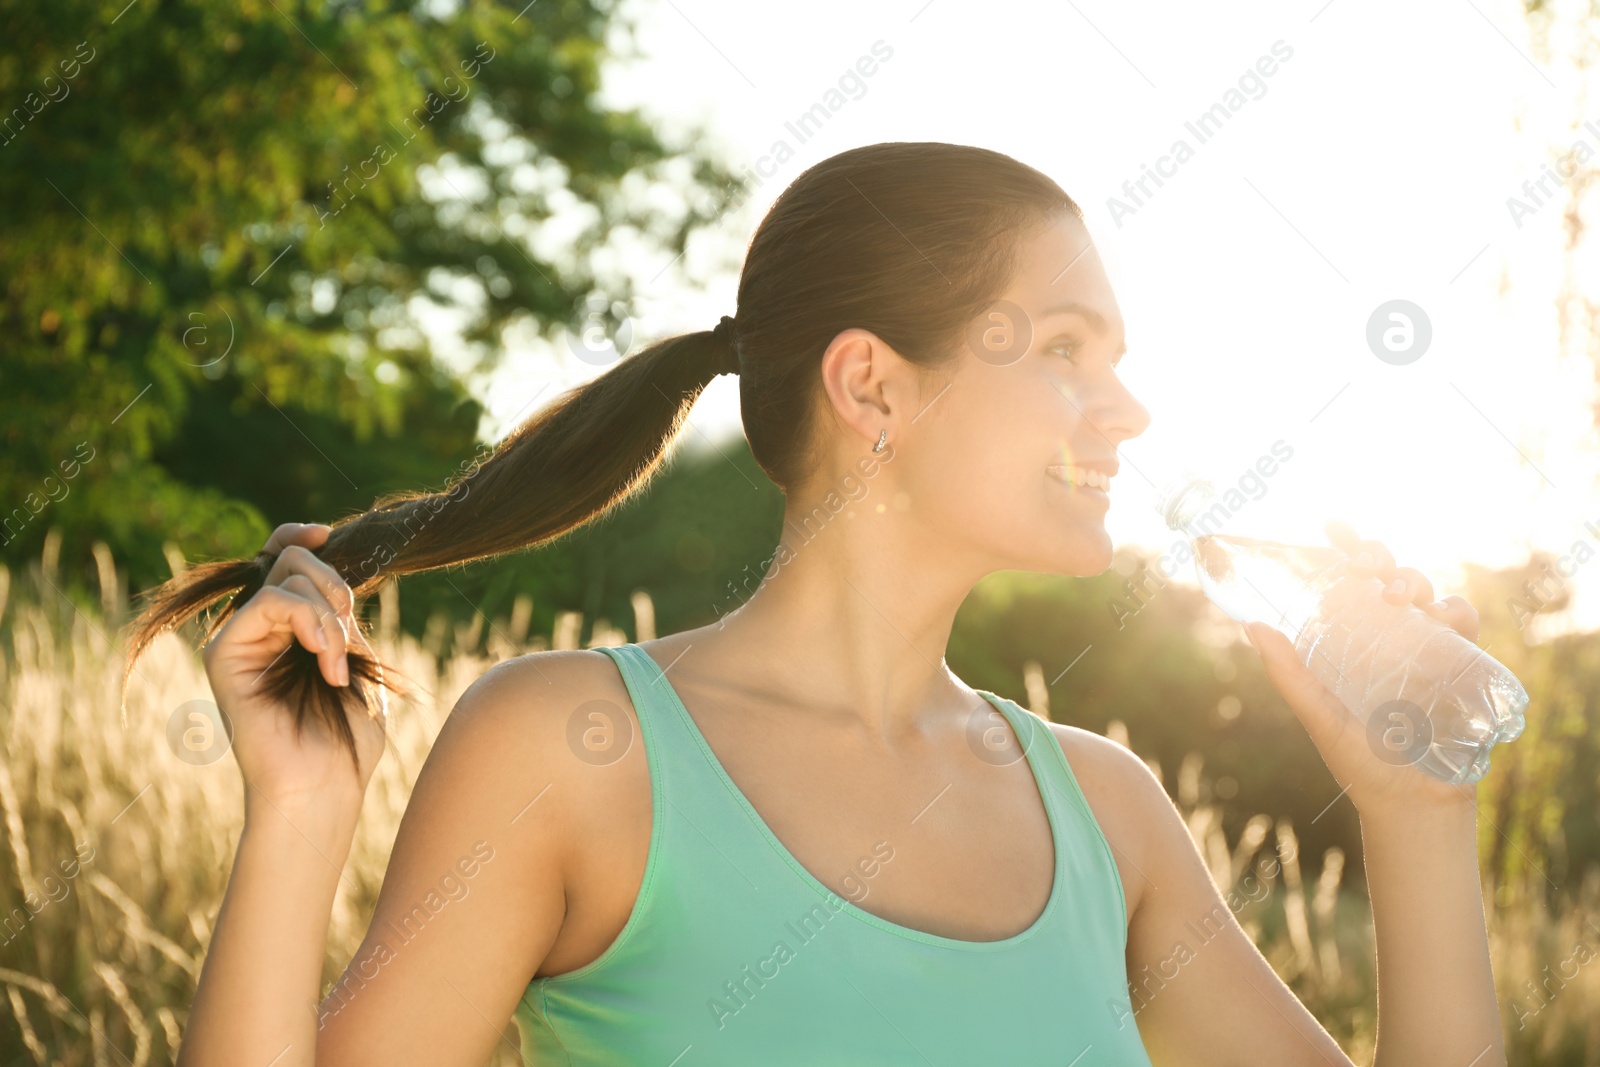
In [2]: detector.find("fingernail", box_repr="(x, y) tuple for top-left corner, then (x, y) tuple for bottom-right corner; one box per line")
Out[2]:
(337, 657), (350, 686)
(1385, 578), (1405, 597)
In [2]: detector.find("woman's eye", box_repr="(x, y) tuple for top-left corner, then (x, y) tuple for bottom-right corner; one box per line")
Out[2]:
(1048, 340), (1127, 371)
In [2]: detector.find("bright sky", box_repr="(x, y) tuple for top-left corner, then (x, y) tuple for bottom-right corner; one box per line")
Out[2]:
(441, 0), (1600, 639)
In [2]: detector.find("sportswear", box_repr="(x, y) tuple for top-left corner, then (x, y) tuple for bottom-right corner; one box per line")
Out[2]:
(514, 642), (1154, 1065)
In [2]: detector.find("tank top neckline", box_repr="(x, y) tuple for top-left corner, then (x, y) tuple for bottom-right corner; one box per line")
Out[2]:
(613, 641), (1070, 953)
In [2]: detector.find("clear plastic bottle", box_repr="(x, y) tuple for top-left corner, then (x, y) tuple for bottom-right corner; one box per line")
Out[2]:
(1156, 473), (1528, 786)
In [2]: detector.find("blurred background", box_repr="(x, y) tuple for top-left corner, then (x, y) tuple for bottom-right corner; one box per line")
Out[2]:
(3, 0), (1600, 1063)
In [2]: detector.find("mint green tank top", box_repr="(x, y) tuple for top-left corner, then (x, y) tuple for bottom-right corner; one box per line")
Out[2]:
(514, 643), (1154, 1065)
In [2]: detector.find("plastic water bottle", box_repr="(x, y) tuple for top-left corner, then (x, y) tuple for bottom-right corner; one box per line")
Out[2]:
(1156, 473), (1528, 786)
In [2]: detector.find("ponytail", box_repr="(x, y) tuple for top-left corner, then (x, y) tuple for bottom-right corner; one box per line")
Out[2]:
(124, 141), (1082, 768)
(121, 327), (737, 764)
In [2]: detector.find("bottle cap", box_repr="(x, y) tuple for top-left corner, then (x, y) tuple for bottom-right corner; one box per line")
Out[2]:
(1154, 470), (1217, 531)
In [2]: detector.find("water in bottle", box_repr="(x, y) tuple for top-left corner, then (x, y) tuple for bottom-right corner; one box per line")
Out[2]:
(1156, 473), (1528, 786)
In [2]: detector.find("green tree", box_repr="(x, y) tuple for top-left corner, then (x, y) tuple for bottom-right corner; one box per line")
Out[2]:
(0, 0), (738, 590)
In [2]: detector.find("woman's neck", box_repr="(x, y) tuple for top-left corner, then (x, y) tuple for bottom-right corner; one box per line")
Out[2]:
(687, 496), (990, 741)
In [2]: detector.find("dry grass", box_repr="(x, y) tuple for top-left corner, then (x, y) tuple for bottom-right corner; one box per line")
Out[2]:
(1, 538), (1595, 1065)
(0, 539), (535, 1067)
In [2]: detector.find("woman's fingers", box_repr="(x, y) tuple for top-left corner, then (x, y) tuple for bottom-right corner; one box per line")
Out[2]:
(1324, 518), (1360, 553)
(251, 541), (356, 688)
(1245, 621), (1356, 761)
(1422, 594), (1480, 643)
(1327, 525), (1481, 640)
(206, 585), (333, 676)
(260, 522), (331, 557)
(1324, 522), (1396, 583)
(264, 544), (355, 636)
(1352, 543), (1396, 576)
(1331, 524), (1459, 620)
(1325, 521), (1396, 576)
(1379, 567), (1480, 641)
(279, 574), (351, 686)
(1380, 566), (1435, 606)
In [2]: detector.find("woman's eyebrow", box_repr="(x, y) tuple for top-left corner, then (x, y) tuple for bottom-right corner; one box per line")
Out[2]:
(1040, 303), (1127, 356)
(1041, 302), (1106, 331)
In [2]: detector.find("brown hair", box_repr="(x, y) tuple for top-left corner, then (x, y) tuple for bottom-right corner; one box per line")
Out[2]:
(120, 141), (1080, 765)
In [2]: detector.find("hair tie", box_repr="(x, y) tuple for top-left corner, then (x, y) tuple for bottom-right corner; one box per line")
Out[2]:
(710, 315), (740, 376)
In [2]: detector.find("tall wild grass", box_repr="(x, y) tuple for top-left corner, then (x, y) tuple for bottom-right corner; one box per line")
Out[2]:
(1, 530), (1596, 1065)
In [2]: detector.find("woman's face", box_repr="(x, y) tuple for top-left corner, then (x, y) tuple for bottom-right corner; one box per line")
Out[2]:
(902, 213), (1150, 578)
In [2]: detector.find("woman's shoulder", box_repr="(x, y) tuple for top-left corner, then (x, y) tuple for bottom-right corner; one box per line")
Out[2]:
(421, 647), (649, 834)
(1042, 719), (1173, 921)
(457, 646), (635, 727)
(319, 647), (650, 1015)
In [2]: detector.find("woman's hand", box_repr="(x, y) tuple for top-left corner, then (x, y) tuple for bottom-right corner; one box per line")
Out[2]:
(1242, 519), (1482, 823)
(200, 522), (388, 814)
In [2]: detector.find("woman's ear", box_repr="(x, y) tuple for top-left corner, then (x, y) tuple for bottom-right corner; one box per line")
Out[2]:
(818, 327), (896, 448)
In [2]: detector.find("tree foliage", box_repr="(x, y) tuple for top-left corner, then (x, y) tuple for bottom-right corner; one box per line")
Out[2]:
(0, 0), (738, 586)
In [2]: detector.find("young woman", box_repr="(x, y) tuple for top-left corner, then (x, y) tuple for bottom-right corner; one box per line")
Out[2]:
(128, 142), (1504, 1065)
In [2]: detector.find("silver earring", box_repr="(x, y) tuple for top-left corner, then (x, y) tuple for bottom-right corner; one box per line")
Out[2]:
(871, 430), (888, 454)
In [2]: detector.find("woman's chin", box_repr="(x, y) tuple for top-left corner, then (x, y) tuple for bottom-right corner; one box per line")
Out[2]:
(1018, 527), (1113, 577)
(1068, 544), (1115, 577)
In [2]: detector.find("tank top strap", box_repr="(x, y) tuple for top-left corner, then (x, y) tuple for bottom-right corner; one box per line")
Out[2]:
(517, 648), (1150, 1064)
(590, 642), (722, 806)
(595, 644), (1104, 856)
(592, 641), (671, 710)
(587, 641), (813, 906)
(977, 689), (1131, 936)
(591, 645), (1126, 939)
(591, 641), (681, 752)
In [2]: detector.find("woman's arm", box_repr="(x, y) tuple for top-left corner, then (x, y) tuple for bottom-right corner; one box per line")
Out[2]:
(1083, 533), (1505, 1066)
(173, 523), (604, 1065)
(1230, 534), (1504, 1065)
(309, 653), (585, 1063)
(1097, 733), (1497, 1066)
(1078, 729), (1357, 1066)
(180, 651), (590, 1066)
(1361, 801), (1495, 1066)
(180, 788), (363, 1063)
(174, 523), (387, 1065)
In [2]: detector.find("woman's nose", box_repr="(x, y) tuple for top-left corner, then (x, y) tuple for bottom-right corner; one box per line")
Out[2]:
(1084, 370), (1150, 445)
